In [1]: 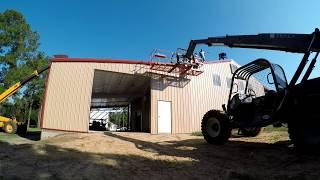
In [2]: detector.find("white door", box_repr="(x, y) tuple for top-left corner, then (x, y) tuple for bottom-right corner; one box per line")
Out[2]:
(158, 101), (171, 133)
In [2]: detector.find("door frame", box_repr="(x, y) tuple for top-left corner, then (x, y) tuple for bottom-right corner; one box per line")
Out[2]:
(157, 100), (172, 134)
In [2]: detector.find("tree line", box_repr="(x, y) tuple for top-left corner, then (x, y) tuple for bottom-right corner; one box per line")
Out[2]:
(0, 9), (49, 126)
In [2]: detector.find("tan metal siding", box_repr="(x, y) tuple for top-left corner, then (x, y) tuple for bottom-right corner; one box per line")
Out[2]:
(43, 63), (94, 132)
(43, 60), (248, 134)
(42, 62), (150, 132)
(150, 62), (235, 134)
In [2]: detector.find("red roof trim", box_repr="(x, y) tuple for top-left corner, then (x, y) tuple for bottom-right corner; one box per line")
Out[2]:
(51, 57), (172, 65)
(50, 57), (231, 65)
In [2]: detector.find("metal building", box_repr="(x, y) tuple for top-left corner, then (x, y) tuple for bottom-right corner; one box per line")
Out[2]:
(40, 57), (246, 137)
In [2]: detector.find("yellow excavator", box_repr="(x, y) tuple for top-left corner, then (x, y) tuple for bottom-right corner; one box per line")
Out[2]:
(0, 65), (50, 134)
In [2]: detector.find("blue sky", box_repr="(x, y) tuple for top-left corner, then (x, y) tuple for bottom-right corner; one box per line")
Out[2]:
(1, 0), (320, 80)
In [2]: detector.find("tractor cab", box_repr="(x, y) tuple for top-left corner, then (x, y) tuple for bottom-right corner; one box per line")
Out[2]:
(225, 58), (288, 128)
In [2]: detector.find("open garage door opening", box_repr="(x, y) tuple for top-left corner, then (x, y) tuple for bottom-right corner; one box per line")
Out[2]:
(90, 70), (151, 132)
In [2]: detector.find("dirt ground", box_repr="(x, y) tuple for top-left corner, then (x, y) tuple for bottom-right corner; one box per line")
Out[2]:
(0, 131), (320, 180)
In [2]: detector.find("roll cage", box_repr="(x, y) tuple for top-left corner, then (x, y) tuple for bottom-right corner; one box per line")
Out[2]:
(184, 28), (320, 115)
(226, 58), (288, 110)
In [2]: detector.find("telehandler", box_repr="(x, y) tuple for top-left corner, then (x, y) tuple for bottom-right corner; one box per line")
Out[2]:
(183, 28), (320, 149)
(0, 66), (50, 134)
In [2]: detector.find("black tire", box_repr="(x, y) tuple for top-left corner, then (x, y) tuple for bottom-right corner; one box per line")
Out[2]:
(239, 127), (262, 137)
(3, 121), (18, 134)
(201, 110), (231, 144)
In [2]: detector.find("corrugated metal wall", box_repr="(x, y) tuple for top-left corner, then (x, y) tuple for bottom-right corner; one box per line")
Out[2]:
(150, 62), (235, 134)
(43, 63), (94, 132)
(42, 60), (243, 133)
(42, 62), (151, 132)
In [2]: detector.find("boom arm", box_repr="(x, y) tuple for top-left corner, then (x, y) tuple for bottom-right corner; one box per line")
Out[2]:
(185, 28), (320, 86)
(186, 32), (320, 59)
(0, 65), (50, 104)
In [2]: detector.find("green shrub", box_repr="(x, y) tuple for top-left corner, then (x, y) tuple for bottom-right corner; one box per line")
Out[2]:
(191, 131), (203, 136)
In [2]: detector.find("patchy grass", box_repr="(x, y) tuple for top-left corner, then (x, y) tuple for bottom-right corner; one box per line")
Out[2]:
(192, 125), (288, 136)
(27, 127), (41, 133)
(0, 132), (19, 142)
(0, 128), (41, 142)
(263, 125), (288, 133)
(191, 131), (203, 136)
(269, 133), (286, 142)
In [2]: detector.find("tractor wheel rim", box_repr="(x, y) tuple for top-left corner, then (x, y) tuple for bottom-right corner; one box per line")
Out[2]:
(206, 117), (220, 137)
(6, 125), (13, 133)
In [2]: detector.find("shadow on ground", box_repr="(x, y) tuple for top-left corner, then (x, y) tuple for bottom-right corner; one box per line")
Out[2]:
(14, 125), (42, 141)
(18, 132), (41, 141)
(104, 132), (320, 180)
(0, 132), (319, 180)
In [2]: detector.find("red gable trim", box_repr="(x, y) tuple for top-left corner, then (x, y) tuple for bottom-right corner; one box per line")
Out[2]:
(50, 57), (231, 65)
(51, 57), (170, 65)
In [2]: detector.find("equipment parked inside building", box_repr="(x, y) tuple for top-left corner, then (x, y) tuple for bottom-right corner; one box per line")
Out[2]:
(0, 66), (50, 134)
(184, 28), (320, 149)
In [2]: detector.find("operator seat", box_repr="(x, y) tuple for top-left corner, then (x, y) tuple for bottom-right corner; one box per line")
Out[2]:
(229, 93), (255, 122)
(263, 90), (277, 109)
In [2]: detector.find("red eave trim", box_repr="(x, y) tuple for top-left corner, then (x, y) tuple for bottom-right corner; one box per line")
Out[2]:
(51, 57), (171, 66)
(50, 57), (231, 65)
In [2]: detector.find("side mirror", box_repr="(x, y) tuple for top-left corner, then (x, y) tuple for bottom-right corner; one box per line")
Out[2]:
(267, 73), (274, 84)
